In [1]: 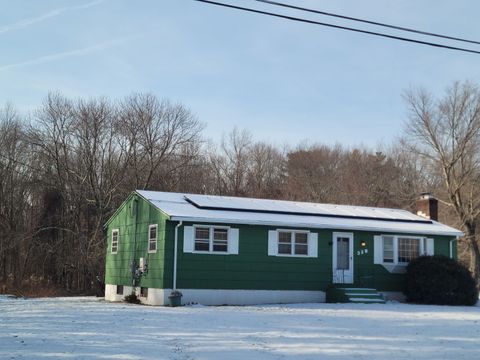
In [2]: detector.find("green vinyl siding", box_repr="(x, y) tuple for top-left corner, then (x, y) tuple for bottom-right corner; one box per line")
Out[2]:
(171, 224), (331, 290)
(104, 193), (170, 288)
(169, 222), (457, 292)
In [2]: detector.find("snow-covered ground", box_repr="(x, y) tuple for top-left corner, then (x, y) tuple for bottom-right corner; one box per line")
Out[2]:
(0, 296), (479, 360)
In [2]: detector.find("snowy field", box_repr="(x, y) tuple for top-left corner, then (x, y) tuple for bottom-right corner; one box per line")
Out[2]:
(1, 296), (479, 360)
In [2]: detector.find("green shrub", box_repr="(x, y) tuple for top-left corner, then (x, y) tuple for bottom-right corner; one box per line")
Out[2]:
(405, 255), (478, 306)
(123, 292), (140, 304)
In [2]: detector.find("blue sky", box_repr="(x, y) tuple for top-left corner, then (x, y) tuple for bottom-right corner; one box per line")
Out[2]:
(1, 0), (479, 146)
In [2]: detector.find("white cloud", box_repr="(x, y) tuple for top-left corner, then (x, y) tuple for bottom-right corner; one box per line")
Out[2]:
(0, 0), (105, 35)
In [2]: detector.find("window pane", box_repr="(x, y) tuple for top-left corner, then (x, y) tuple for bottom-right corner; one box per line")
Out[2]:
(194, 240), (209, 251)
(278, 243), (292, 254)
(336, 238), (350, 270)
(149, 226), (157, 240)
(295, 232), (308, 244)
(149, 240), (156, 251)
(295, 243), (308, 255)
(383, 236), (394, 263)
(213, 228), (228, 240)
(213, 242), (228, 252)
(398, 237), (420, 263)
(278, 231), (291, 243)
(195, 227), (209, 240)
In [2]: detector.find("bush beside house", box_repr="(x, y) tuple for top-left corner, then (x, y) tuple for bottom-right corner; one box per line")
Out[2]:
(405, 255), (478, 306)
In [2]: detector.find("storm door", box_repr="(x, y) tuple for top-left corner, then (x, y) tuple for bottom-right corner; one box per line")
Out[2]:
(332, 232), (354, 283)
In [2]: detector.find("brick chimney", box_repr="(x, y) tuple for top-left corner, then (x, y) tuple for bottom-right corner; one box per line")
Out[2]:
(416, 193), (438, 221)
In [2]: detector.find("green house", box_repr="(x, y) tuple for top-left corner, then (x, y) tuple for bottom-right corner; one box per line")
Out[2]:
(104, 191), (462, 305)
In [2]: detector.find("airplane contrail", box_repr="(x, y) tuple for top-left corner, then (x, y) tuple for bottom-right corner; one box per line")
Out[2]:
(0, 37), (129, 72)
(0, 0), (105, 35)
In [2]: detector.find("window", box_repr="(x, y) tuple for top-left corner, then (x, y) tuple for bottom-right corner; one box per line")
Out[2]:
(213, 228), (228, 252)
(278, 231), (292, 254)
(111, 229), (119, 254)
(148, 224), (158, 253)
(277, 230), (309, 256)
(382, 235), (394, 263)
(381, 235), (423, 265)
(194, 226), (229, 253)
(116, 285), (123, 295)
(295, 232), (308, 255)
(398, 237), (421, 263)
(194, 227), (210, 251)
(140, 287), (148, 298)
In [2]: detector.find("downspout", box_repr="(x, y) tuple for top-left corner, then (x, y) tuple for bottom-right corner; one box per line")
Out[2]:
(173, 221), (183, 291)
(131, 197), (139, 287)
(450, 236), (459, 259)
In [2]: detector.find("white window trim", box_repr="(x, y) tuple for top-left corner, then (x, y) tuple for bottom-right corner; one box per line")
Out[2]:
(193, 225), (231, 255)
(275, 229), (310, 257)
(381, 234), (425, 265)
(148, 224), (158, 254)
(111, 229), (119, 255)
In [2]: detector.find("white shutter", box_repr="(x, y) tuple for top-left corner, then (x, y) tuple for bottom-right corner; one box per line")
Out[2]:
(228, 228), (239, 255)
(308, 232), (318, 257)
(268, 230), (278, 256)
(374, 235), (383, 264)
(426, 238), (434, 256)
(183, 226), (194, 253)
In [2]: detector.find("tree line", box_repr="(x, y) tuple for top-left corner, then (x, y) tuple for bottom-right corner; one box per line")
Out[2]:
(0, 81), (479, 295)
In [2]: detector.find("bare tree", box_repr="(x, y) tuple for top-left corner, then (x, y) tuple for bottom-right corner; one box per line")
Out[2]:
(284, 144), (344, 202)
(0, 104), (31, 285)
(246, 142), (286, 198)
(119, 94), (204, 190)
(404, 81), (480, 282)
(208, 128), (253, 196)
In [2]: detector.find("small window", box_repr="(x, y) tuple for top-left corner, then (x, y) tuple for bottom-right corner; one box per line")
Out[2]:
(140, 287), (148, 298)
(277, 230), (309, 256)
(148, 225), (158, 253)
(193, 226), (230, 253)
(111, 229), (119, 254)
(116, 285), (123, 295)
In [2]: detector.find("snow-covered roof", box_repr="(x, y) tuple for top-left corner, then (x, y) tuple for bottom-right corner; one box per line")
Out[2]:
(135, 190), (463, 237)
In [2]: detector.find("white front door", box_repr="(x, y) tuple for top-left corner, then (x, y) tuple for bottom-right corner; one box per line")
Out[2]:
(332, 232), (354, 284)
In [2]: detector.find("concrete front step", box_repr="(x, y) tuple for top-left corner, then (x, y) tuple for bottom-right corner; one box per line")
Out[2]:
(326, 287), (386, 304)
(349, 297), (385, 303)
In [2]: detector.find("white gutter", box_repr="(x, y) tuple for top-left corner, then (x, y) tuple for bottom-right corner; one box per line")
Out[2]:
(169, 216), (464, 237)
(173, 221), (183, 291)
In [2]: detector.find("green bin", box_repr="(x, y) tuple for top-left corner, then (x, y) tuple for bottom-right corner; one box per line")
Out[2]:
(168, 292), (182, 307)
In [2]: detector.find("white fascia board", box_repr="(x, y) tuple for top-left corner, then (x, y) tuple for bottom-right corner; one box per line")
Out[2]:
(169, 216), (463, 237)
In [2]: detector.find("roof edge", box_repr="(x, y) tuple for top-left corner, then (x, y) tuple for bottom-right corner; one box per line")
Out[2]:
(135, 190), (173, 219)
(103, 191), (136, 229)
(169, 216), (464, 237)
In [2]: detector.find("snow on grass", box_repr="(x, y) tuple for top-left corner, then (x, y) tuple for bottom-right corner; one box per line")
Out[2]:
(1, 296), (479, 359)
